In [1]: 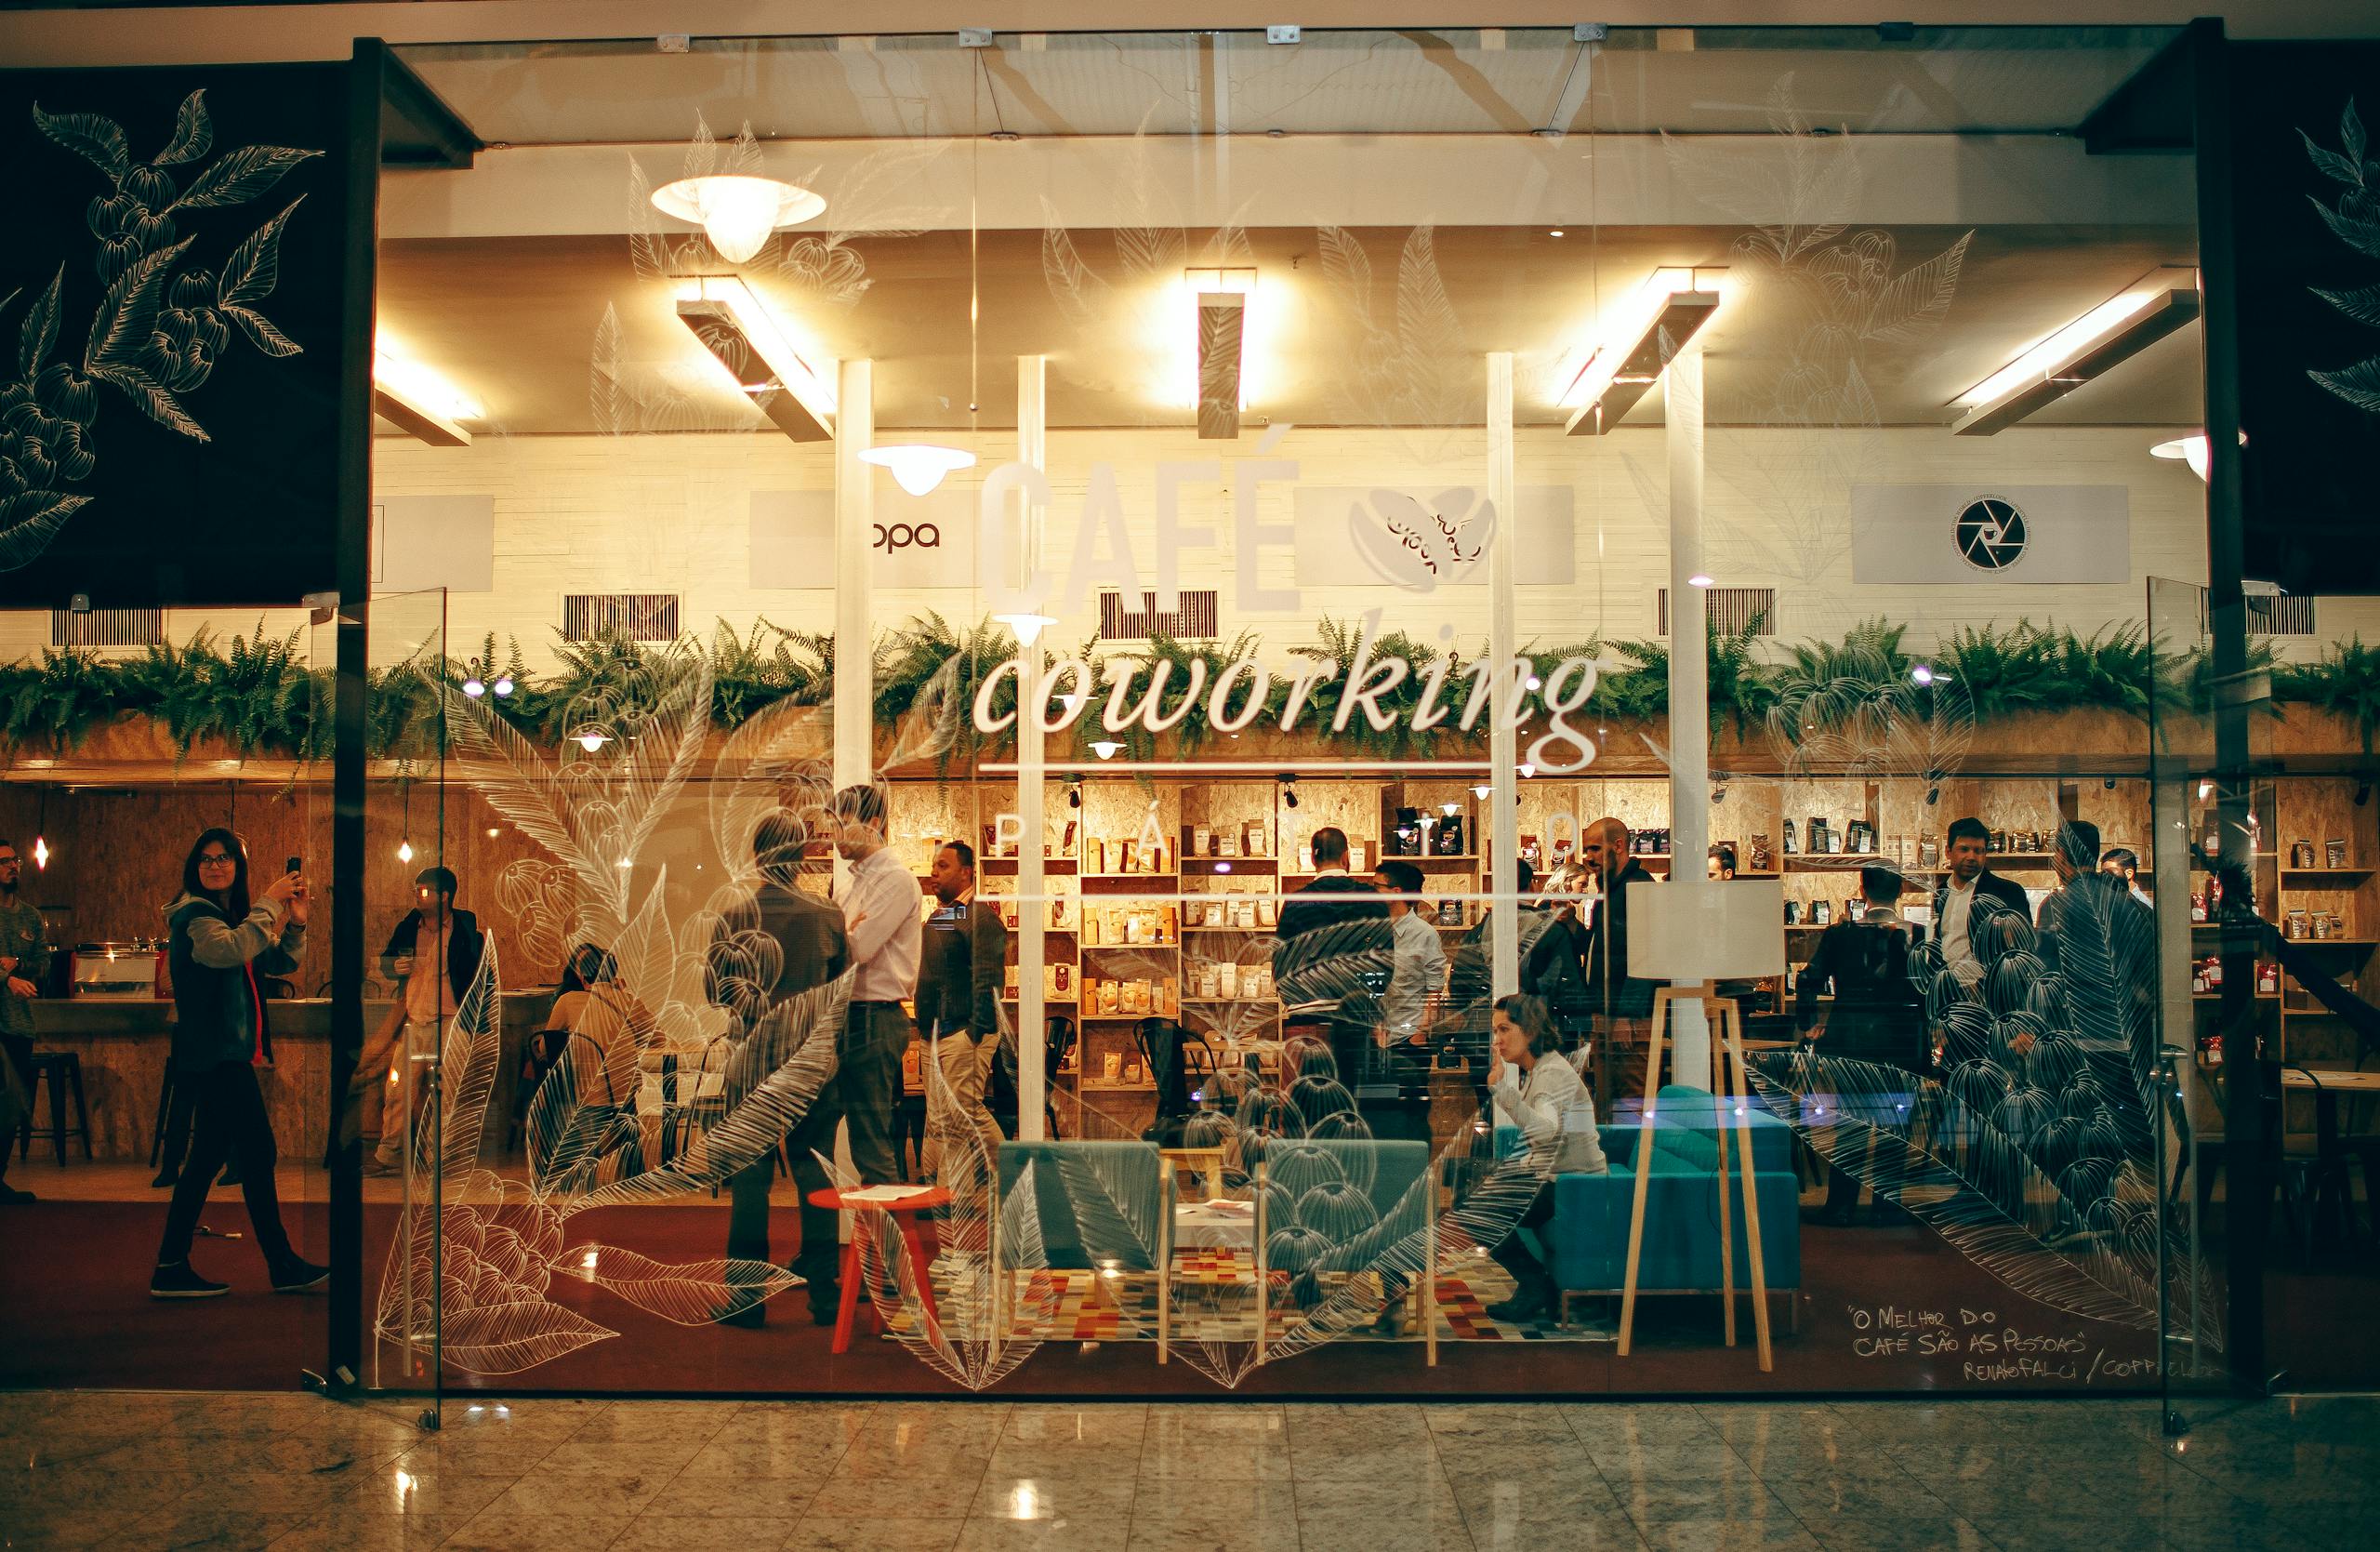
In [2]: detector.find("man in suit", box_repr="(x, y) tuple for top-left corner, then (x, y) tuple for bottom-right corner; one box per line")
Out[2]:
(712, 813), (849, 1327)
(1535, 818), (1659, 1109)
(2034, 820), (2158, 1153)
(1933, 816), (2033, 989)
(1273, 826), (1392, 1093)
(918, 839), (1007, 1184)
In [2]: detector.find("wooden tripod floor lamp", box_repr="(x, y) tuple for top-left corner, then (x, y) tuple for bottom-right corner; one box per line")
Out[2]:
(1614, 878), (1787, 1373)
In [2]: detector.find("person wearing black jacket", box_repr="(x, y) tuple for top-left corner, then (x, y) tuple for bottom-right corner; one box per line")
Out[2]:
(918, 840), (1007, 1181)
(1533, 817), (1659, 1109)
(1932, 816), (2032, 988)
(711, 813), (850, 1327)
(367, 869), (487, 1174)
(1796, 866), (1925, 1225)
(1273, 826), (1392, 1093)
(150, 829), (327, 1299)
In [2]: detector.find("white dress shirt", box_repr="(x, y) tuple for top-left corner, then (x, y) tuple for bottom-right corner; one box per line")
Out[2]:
(840, 846), (923, 1003)
(1383, 909), (1448, 1041)
(1941, 878), (1980, 979)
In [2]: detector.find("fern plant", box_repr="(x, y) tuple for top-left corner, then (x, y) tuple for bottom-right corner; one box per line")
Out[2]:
(2277, 635), (2380, 750)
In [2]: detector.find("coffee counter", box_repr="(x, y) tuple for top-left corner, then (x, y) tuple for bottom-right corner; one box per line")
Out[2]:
(27, 993), (557, 1163)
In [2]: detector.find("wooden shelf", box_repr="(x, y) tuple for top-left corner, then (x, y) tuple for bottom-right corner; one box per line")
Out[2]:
(1082, 872), (1180, 882)
(2283, 869), (2373, 882)
(1183, 856), (1276, 869)
(1182, 997), (1281, 1006)
(1083, 939), (1179, 949)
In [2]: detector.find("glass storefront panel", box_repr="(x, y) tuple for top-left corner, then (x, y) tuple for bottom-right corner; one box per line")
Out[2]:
(337, 20), (2248, 1401)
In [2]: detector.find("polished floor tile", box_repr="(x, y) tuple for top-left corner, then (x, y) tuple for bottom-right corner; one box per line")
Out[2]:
(4, 1391), (2374, 1551)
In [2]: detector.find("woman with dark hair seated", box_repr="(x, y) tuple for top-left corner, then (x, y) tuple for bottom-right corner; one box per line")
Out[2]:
(518, 943), (649, 1184)
(1481, 992), (1606, 1321)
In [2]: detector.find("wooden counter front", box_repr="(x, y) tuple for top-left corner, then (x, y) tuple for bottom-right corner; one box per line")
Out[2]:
(25, 993), (557, 1164)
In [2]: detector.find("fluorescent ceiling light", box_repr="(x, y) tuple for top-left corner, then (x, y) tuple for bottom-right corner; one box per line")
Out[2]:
(1186, 267), (1255, 441)
(372, 351), (479, 446)
(860, 444), (976, 497)
(1951, 268), (2198, 436)
(1561, 268), (1725, 437)
(649, 174), (825, 264)
(677, 275), (837, 442)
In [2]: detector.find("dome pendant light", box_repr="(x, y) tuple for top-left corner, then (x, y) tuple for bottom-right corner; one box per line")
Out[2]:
(859, 444), (977, 497)
(649, 175), (826, 264)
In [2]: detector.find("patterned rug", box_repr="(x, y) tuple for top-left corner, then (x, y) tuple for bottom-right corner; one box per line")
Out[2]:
(881, 1252), (1619, 1345)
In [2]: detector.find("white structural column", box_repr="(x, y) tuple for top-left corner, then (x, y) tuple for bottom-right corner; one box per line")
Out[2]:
(1666, 346), (1713, 1087)
(1488, 353), (1521, 996)
(833, 360), (874, 796)
(1015, 354), (1050, 1141)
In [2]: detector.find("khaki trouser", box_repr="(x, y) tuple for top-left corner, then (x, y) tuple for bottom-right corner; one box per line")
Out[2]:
(923, 1030), (1001, 1187)
(375, 1019), (441, 1166)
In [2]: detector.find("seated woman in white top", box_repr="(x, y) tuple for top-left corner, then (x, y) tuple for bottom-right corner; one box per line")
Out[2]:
(1483, 992), (1607, 1321)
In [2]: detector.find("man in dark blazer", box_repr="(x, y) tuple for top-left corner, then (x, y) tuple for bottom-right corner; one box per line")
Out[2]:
(712, 813), (849, 1327)
(1932, 816), (2033, 989)
(1273, 826), (1393, 1091)
(918, 839), (1007, 1182)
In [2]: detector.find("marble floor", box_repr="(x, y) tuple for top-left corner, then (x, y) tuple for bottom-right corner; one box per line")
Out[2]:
(1, 1388), (2373, 1551)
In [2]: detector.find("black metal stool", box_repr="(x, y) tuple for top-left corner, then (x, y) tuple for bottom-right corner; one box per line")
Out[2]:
(20, 1051), (90, 1166)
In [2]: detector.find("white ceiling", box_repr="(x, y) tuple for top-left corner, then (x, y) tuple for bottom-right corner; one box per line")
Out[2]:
(376, 221), (2201, 437)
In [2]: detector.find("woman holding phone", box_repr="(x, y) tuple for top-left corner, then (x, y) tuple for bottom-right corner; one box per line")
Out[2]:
(150, 829), (326, 1299)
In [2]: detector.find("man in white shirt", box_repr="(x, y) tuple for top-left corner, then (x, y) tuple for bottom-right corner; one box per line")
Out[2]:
(1372, 860), (1447, 1051)
(832, 783), (922, 1193)
(1932, 816), (2032, 988)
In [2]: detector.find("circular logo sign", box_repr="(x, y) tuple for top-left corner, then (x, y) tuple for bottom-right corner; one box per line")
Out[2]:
(1955, 497), (2027, 571)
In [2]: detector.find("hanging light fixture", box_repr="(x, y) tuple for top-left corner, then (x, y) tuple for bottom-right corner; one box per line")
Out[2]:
(859, 444), (977, 497)
(33, 788), (50, 870)
(491, 675), (514, 698)
(649, 174), (826, 264)
(576, 728), (611, 754)
(462, 677), (485, 697)
(995, 611), (1057, 645)
(396, 777), (415, 864)
(2151, 433), (2212, 482)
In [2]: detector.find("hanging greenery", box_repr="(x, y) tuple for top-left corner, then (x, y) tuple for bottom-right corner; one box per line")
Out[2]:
(0, 609), (2369, 769)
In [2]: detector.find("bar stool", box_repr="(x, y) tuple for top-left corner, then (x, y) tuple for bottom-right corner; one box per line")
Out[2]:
(19, 1051), (90, 1167)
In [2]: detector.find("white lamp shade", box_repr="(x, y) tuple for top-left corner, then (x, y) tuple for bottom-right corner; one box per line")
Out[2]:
(1627, 878), (1787, 983)
(859, 444), (976, 496)
(650, 175), (826, 263)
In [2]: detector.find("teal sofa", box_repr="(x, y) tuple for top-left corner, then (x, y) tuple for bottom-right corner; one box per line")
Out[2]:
(1499, 1085), (1801, 1327)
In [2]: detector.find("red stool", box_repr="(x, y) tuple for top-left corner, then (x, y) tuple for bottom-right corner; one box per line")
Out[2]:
(806, 1185), (952, 1354)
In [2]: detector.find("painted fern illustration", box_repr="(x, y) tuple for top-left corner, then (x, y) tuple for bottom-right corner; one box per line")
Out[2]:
(2304, 97), (2380, 413)
(0, 90), (320, 568)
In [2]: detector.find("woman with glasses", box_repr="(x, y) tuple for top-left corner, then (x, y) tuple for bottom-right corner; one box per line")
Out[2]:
(150, 828), (327, 1299)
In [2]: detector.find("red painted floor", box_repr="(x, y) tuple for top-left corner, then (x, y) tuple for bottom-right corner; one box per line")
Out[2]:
(0, 1196), (2221, 1399)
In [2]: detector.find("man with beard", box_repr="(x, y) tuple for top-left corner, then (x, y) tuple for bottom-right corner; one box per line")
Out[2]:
(712, 813), (848, 1327)
(917, 840), (1007, 1182)
(1933, 816), (2033, 989)
(0, 842), (48, 1204)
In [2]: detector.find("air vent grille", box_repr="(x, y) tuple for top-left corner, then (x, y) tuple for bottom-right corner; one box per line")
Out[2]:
(1098, 589), (1220, 641)
(1656, 587), (1776, 637)
(51, 607), (163, 648)
(563, 593), (681, 643)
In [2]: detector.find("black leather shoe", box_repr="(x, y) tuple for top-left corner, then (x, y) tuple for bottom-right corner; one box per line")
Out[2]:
(151, 1260), (231, 1300)
(270, 1257), (331, 1293)
(720, 1305), (766, 1330)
